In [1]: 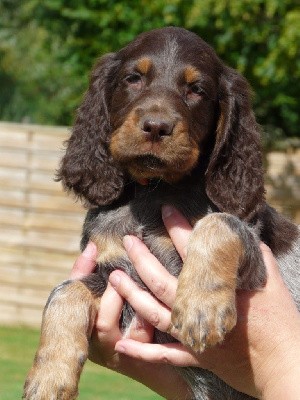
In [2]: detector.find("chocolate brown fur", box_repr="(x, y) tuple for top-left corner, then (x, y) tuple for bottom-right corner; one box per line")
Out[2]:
(24, 27), (300, 400)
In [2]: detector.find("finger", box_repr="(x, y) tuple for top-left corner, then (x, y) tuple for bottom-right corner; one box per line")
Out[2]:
(123, 235), (177, 308)
(70, 242), (98, 279)
(162, 205), (192, 260)
(109, 270), (172, 333)
(96, 283), (124, 342)
(115, 339), (199, 367)
(125, 314), (154, 343)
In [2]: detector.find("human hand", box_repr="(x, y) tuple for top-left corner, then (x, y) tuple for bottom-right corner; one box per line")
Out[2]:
(69, 241), (190, 399)
(109, 206), (300, 399)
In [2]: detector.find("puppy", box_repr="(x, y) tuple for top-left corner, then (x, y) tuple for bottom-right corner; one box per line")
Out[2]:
(23, 27), (300, 400)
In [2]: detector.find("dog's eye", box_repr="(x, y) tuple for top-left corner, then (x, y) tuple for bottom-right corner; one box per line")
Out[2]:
(124, 73), (143, 88)
(186, 84), (206, 101)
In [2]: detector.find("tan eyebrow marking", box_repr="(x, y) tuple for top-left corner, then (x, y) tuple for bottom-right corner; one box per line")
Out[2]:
(184, 66), (201, 83)
(136, 57), (152, 74)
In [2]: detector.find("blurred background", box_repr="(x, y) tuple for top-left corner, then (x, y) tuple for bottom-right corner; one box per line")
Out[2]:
(1, 0), (299, 143)
(0, 1), (299, 399)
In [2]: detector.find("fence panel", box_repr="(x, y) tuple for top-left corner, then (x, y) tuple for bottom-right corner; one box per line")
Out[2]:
(0, 122), (84, 326)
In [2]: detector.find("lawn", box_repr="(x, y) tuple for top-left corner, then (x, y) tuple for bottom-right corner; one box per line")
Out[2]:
(0, 325), (162, 400)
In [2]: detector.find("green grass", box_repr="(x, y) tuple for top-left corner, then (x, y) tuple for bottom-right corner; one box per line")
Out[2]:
(0, 326), (162, 400)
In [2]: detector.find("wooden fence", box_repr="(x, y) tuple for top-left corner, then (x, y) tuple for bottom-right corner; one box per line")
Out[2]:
(0, 122), (299, 327)
(0, 122), (85, 326)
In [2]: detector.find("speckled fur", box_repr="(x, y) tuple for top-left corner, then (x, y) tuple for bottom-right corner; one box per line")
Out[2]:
(24, 27), (300, 400)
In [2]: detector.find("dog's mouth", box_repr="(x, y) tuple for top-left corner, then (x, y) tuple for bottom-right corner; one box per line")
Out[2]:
(134, 154), (167, 170)
(126, 154), (169, 184)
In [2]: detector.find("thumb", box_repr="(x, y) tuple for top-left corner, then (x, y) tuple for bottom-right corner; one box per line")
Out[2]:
(70, 242), (98, 279)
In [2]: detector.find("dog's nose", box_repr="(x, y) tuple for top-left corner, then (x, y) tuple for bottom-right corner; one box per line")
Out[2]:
(142, 118), (174, 141)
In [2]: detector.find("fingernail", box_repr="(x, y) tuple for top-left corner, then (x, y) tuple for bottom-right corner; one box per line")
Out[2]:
(82, 242), (97, 258)
(109, 272), (121, 288)
(162, 205), (175, 219)
(115, 343), (126, 353)
(123, 235), (133, 251)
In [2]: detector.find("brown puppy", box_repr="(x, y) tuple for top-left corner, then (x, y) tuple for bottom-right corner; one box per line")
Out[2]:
(23, 27), (300, 400)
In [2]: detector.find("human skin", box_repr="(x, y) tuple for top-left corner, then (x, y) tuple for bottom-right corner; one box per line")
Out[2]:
(70, 241), (190, 399)
(70, 206), (300, 399)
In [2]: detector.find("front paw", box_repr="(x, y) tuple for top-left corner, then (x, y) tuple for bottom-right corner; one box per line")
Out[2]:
(23, 352), (83, 399)
(171, 286), (237, 352)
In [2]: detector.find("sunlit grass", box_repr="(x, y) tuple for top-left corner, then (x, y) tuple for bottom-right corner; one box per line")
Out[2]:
(0, 326), (162, 400)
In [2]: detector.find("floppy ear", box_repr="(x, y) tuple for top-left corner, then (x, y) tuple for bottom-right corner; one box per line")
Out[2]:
(56, 53), (125, 207)
(205, 67), (265, 220)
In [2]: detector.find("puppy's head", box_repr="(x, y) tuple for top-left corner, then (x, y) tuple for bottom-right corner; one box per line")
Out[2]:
(58, 27), (264, 219)
(108, 28), (220, 184)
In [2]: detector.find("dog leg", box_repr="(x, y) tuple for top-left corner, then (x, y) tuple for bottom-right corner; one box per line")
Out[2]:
(23, 280), (98, 400)
(171, 213), (265, 353)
